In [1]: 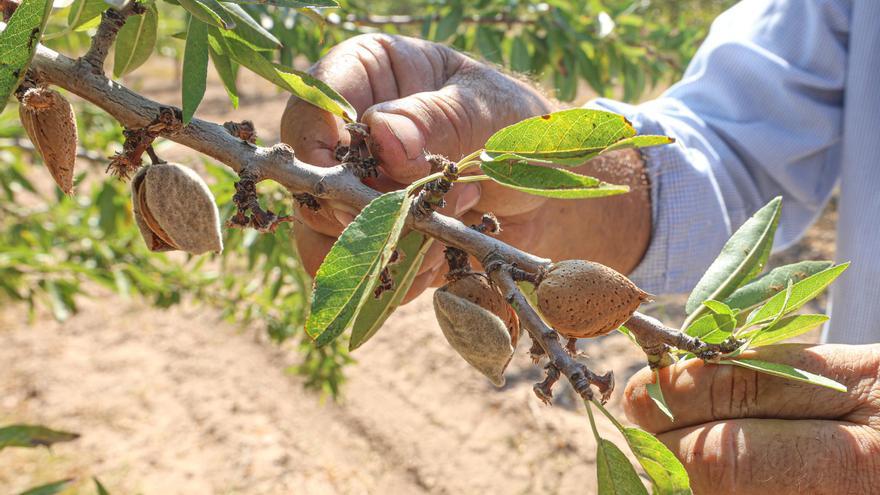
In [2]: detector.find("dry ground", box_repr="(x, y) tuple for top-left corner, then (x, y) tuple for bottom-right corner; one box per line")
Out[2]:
(0, 58), (837, 494)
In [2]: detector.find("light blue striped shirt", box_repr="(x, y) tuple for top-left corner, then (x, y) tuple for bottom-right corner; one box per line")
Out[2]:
(591, 0), (880, 344)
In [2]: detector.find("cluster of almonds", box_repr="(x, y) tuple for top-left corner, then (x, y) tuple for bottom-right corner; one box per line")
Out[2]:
(434, 260), (648, 387)
(18, 87), (223, 256)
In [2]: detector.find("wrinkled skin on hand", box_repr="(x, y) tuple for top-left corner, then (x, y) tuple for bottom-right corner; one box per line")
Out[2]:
(281, 34), (651, 302)
(625, 344), (880, 495)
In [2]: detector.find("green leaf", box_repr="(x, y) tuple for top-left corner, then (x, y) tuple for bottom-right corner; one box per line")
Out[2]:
(597, 439), (649, 495)
(622, 428), (691, 494)
(701, 299), (733, 316)
(480, 159), (629, 199)
(602, 135), (675, 154)
(112, 2), (158, 78)
(646, 379), (674, 422)
(350, 232), (432, 350)
(220, 2), (281, 50)
(178, 0), (236, 29)
(181, 16), (209, 124)
(220, 33), (356, 122)
(720, 359), (846, 393)
(94, 478), (110, 495)
(484, 109), (636, 165)
(433, 5), (461, 41)
(208, 43), (238, 108)
(685, 197), (782, 316)
(750, 314), (829, 347)
(306, 190), (413, 345)
(746, 263), (849, 325)
(509, 36), (530, 73)
(0, 424), (80, 450)
(684, 312), (735, 344)
(18, 479), (74, 495)
(224, 0), (337, 7)
(0, 0), (53, 112)
(723, 260), (834, 312)
(67, 0), (105, 30)
(475, 26), (502, 64)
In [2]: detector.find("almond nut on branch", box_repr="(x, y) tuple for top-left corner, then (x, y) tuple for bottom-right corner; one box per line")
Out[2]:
(131, 163), (223, 254)
(18, 87), (78, 194)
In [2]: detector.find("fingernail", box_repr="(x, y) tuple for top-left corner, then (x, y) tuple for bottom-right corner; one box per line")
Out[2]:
(333, 209), (356, 226)
(454, 183), (481, 217)
(378, 112), (424, 161)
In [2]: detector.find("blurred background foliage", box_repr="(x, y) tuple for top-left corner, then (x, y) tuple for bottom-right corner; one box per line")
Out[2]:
(1, 0), (733, 398)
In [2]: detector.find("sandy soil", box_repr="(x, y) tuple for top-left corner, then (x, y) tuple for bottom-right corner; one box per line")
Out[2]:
(0, 58), (837, 494)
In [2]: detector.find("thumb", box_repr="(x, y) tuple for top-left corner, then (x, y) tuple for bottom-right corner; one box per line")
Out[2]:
(363, 87), (482, 184)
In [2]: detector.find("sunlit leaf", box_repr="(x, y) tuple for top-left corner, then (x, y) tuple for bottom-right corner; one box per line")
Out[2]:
(684, 312), (735, 344)
(685, 197), (782, 316)
(602, 135), (674, 154)
(181, 16), (209, 124)
(484, 109), (635, 165)
(597, 439), (648, 495)
(720, 359), (846, 392)
(178, 0), (236, 29)
(224, 0), (337, 7)
(208, 42), (238, 108)
(623, 427), (691, 494)
(220, 2), (281, 50)
(723, 260), (833, 312)
(307, 190), (412, 345)
(0, 424), (79, 450)
(0, 0), (53, 112)
(67, 0), (105, 30)
(749, 314), (829, 347)
(480, 159), (629, 199)
(350, 232), (432, 351)
(646, 373), (674, 422)
(112, 2), (158, 77)
(746, 263), (849, 325)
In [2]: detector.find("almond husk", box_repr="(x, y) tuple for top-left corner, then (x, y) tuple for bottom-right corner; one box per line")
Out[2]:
(131, 163), (223, 254)
(444, 272), (520, 348)
(537, 260), (649, 338)
(19, 88), (78, 194)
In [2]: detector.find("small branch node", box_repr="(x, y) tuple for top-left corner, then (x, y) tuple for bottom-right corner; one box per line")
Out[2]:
(293, 193), (320, 211)
(228, 168), (292, 233)
(80, 3), (145, 74)
(443, 246), (472, 280)
(224, 120), (257, 144)
(533, 364), (561, 405)
(471, 212), (501, 235)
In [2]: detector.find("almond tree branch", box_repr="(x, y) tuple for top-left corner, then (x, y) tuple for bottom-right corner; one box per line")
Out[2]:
(29, 44), (549, 272)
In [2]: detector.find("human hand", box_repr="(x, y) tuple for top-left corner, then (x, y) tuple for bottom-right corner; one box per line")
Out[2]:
(280, 34), (554, 301)
(624, 344), (880, 494)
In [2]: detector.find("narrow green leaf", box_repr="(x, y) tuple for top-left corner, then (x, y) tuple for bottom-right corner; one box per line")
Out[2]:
(723, 260), (834, 312)
(597, 439), (649, 495)
(18, 479), (74, 495)
(685, 197), (782, 315)
(602, 135), (675, 154)
(94, 478), (110, 495)
(112, 2), (158, 78)
(720, 359), (846, 392)
(0, 424), (80, 450)
(509, 36), (530, 73)
(350, 232), (433, 350)
(178, 0), (236, 29)
(484, 109), (636, 164)
(220, 33), (356, 121)
(220, 2), (281, 50)
(433, 5), (461, 41)
(67, 0), (105, 30)
(208, 44), (238, 108)
(224, 0), (337, 7)
(0, 0), (53, 112)
(306, 190), (413, 345)
(480, 159), (629, 199)
(623, 428), (691, 494)
(684, 312), (735, 344)
(476, 26), (502, 64)
(701, 300), (733, 316)
(750, 314), (829, 347)
(746, 263), (849, 325)
(181, 16), (209, 124)
(646, 380), (674, 422)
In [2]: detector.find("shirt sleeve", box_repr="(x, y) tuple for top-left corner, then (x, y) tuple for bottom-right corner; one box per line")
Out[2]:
(589, 0), (850, 295)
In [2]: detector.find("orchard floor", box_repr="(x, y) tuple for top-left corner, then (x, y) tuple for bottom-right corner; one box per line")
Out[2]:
(0, 59), (837, 494)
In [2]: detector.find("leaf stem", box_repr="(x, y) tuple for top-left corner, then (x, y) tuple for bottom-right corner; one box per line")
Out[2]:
(453, 174), (490, 183)
(584, 399), (602, 441)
